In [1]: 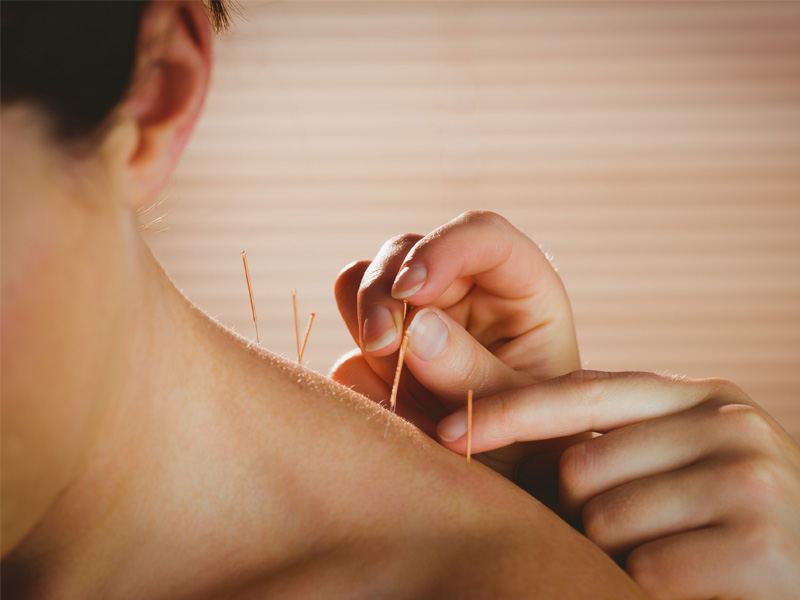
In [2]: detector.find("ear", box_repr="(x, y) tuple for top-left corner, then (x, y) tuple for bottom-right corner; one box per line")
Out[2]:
(123, 1), (213, 210)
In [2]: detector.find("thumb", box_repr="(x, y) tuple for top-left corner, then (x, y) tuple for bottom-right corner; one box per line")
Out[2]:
(402, 306), (531, 412)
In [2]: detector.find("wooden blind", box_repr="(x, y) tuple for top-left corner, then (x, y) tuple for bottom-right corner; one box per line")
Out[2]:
(145, 1), (800, 440)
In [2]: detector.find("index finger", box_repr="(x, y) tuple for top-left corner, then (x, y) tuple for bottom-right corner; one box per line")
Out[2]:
(391, 210), (567, 308)
(438, 370), (751, 454)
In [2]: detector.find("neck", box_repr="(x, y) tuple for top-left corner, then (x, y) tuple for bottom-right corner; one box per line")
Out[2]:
(2, 238), (336, 598)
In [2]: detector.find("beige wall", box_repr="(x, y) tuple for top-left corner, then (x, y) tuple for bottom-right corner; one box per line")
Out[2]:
(145, 1), (800, 440)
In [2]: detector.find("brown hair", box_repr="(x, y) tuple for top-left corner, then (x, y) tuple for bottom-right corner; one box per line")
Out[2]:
(0, 1), (231, 144)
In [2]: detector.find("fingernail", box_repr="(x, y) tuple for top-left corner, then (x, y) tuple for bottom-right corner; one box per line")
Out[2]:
(363, 306), (399, 353)
(406, 308), (448, 361)
(438, 411), (468, 442)
(392, 264), (427, 299)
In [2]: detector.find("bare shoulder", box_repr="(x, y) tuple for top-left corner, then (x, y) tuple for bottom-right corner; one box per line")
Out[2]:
(218, 350), (645, 600)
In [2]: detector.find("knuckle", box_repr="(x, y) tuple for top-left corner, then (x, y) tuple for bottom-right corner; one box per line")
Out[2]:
(717, 403), (777, 446)
(724, 455), (783, 505)
(385, 232), (419, 250)
(488, 393), (522, 443)
(740, 519), (791, 572)
(459, 209), (503, 225)
(625, 548), (662, 596)
(561, 370), (662, 430)
(742, 519), (771, 558)
(459, 340), (491, 390)
(581, 496), (614, 548)
(336, 259), (369, 281)
(703, 377), (753, 404)
(456, 210), (511, 237)
(368, 235), (421, 276)
(562, 370), (614, 409)
(559, 441), (591, 496)
(358, 262), (385, 292)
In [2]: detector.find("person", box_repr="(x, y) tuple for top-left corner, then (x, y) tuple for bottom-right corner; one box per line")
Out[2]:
(332, 211), (800, 599)
(0, 2), (645, 599)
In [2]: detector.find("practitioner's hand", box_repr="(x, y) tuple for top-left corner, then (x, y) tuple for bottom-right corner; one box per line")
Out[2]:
(438, 370), (800, 599)
(331, 211), (582, 493)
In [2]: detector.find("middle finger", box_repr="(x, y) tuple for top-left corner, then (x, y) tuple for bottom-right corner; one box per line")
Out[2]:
(559, 398), (770, 517)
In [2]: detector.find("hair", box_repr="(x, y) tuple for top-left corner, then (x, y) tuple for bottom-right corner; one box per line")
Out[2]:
(0, 1), (231, 144)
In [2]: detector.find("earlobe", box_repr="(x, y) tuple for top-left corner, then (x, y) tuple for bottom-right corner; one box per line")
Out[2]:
(124, 1), (213, 210)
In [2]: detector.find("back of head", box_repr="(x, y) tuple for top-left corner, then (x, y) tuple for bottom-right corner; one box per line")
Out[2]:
(1, 0), (230, 147)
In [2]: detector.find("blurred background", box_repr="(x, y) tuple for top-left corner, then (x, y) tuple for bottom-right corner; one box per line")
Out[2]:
(144, 1), (800, 440)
